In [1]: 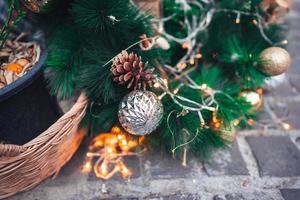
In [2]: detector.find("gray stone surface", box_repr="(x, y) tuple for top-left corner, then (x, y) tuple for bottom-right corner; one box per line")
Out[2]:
(269, 101), (300, 129)
(204, 143), (249, 176)
(145, 194), (201, 200)
(213, 192), (276, 200)
(252, 107), (276, 130)
(289, 75), (300, 92)
(143, 150), (194, 179)
(102, 198), (139, 200)
(247, 136), (300, 177)
(266, 79), (296, 98)
(280, 189), (300, 200)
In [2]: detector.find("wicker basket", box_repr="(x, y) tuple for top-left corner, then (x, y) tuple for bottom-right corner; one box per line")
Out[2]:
(0, 93), (88, 199)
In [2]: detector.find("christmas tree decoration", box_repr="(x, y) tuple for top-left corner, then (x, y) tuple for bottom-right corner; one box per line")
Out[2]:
(210, 112), (236, 142)
(240, 90), (264, 113)
(259, 47), (291, 76)
(140, 34), (155, 51)
(22, 0), (57, 13)
(155, 36), (170, 50)
(220, 127), (237, 143)
(82, 126), (144, 180)
(111, 50), (156, 90)
(118, 90), (163, 136)
(40, 0), (292, 165)
(210, 111), (223, 131)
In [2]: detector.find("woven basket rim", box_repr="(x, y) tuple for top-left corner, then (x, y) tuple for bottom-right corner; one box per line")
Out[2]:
(0, 92), (88, 157)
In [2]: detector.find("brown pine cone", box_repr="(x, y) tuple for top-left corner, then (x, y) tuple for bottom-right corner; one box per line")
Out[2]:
(111, 50), (156, 90)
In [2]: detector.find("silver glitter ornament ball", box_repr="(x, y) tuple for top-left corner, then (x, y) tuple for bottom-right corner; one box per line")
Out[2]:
(118, 90), (163, 136)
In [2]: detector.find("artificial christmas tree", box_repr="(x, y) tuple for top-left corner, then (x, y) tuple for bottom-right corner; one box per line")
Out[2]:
(41, 0), (291, 160)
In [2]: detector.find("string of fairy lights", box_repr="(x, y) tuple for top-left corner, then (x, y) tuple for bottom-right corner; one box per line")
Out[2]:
(154, 0), (291, 133)
(82, 126), (146, 179)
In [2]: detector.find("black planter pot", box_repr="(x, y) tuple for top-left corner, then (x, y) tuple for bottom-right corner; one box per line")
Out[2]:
(0, 33), (61, 145)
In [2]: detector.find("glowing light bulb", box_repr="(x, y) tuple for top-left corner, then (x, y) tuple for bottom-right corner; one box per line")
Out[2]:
(190, 58), (195, 65)
(82, 161), (92, 173)
(233, 119), (240, 126)
(111, 126), (121, 134)
(231, 53), (239, 61)
(86, 152), (93, 157)
(200, 84), (208, 90)
(83, 126), (144, 180)
(182, 42), (190, 49)
(196, 53), (202, 59)
(100, 164), (108, 175)
(117, 135), (123, 141)
(163, 79), (168, 85)
(94, 140), (103, 147)
(121, 139), (127, 146)
(247, 119), (255, 126)
(121, 165), (132, 178)
(123, 168), (129, 174)
(173, 88), (180, 94)
(154, 82), (160, 88)
(177, 62), (187, 70)
(106, 147), (114, 154)
(282, 122), (291, 130)
(236, 13), (241, 24)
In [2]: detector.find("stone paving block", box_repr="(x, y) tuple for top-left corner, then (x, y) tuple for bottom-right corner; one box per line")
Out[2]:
(66, 194), (85, 200)
(143, 150), (193, 179)
(264, 78), (296, 98)
(288, 74), (300, 92)
(145, 194), (201, 200)
(204, 142), (249, 176)
(280, 189), (300, 200)
(252, 108), (276, 130)
(269, 101), (300, 129)
(289, 132), (300, 152)
(99, 197), (139, 200)
(288, 5), (300, 31)
(213, 192), (276, 200)
(247, 135), (300, 177)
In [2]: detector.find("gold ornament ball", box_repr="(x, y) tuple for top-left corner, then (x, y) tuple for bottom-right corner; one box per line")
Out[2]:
(221, 127), (236, 143)
(240, 90), (264, 113)
(210, 112), (236, 143)
(260, 47), (291, 76)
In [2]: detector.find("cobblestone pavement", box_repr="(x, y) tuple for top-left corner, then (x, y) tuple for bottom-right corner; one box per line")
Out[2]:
(8, 2), (300, 200)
